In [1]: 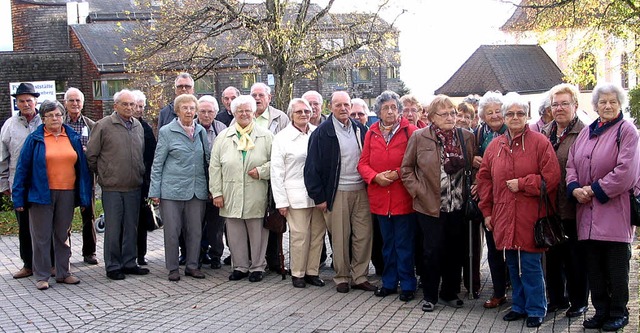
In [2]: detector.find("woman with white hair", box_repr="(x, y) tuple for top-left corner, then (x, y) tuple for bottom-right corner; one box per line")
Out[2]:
(210, 95), (274, 283)
(530, 91), (553, 132)
(566, 82), (639, 331)
(477, 93), (561, 327)
(271, 98), (325, 288)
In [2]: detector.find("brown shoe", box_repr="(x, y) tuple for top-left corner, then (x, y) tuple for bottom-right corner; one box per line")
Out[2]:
(50, 267), (55, 277)
(83, 255), (98, 265)
(351, 281), (377, 291)
(56, 275), (80, 284)
(336, 282), (350, 293)
(168, 270), (181, 281)
(185, 268), (205, 279)
(36, 281), (49, 290)
(13, 267), (33, 279)
(484, 296), (507, 309)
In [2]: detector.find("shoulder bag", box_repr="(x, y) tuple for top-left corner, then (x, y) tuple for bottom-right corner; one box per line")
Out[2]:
(458, 128), (482, 221)
(534, 179), (568, 248)
(263, 182), (287, 233)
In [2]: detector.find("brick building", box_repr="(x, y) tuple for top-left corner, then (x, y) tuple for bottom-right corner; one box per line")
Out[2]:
(0, 0), (402, 125)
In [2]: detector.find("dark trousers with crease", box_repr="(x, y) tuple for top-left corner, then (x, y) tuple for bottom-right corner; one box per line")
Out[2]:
(485, 228), (507, 298)
(584, 240), (630, 318)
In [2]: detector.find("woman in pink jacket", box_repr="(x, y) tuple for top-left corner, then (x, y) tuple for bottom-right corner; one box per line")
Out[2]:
(358, 91), (418, 302)
(566, 82), (640, 331)
(477, 93), (560, 328)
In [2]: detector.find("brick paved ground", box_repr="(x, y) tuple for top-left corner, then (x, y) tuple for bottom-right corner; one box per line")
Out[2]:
(0, 229), (637, 332)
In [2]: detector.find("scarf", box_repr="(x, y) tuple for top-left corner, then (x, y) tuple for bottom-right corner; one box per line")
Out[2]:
(549, 116), (578, 151)
(235, 121), (255, 151)
(179, 120), (195, 140)
(479, 123), (506, 156)
(433, 125), (464, 174)
(379, 121), (399, 143)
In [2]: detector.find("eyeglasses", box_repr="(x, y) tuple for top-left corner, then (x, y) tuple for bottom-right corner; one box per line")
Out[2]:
(434, 111), (457, 118)
(235, 109), (253, 114)
(551, 101), (573, 109)
(44, 113), (64, 119)
(505, 111), (527, 118)
(381, 105), (398, 112)
(175, 85), (193, 90)
(403, 107), (419, 113)
(119, 102), (136, 108)
(293, 109), (311, 115)
(350, 112), (366, 117)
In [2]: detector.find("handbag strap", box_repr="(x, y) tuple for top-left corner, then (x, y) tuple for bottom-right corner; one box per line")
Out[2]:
(538, 178), (553, 217)
(457, 128), (472, 196)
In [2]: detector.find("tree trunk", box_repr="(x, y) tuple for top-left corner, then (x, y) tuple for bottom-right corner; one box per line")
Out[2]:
(273, 72), (294, 111)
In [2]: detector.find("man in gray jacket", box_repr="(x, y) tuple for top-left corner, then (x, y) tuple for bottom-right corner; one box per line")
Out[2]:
(86, 89), (147, 280)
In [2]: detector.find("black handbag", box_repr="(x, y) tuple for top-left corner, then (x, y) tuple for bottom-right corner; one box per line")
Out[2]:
(534, 179), (567, 248)
(263, 183), (287, 233)
(630, 191), (640, 226)
(458, 128), (482, 220)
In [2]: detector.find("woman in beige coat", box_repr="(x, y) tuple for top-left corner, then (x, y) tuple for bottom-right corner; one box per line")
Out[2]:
(209, 95), (273, 282)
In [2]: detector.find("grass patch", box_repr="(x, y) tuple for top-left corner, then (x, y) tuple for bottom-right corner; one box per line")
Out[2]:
(0, 200), (103, 236)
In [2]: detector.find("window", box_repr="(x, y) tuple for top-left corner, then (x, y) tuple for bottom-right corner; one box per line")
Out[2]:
(242, 73), (257, 90)
(194, 75), (215, 94)
(387, 66), (398, 79)
(353, 68), (371, 83)
(326, 69), (347, 83)
(575, 53), (596, 91)
(93, 79), (129, 100)
(621, 52), (629, 89)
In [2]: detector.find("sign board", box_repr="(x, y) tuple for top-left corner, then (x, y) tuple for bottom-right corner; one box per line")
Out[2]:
(9, 81), (57, 117)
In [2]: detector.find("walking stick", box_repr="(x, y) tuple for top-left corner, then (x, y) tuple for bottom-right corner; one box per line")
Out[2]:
(468, 220), (473, 300)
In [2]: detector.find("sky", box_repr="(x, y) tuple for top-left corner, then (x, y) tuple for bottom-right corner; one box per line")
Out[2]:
(0, 0), (517, 96)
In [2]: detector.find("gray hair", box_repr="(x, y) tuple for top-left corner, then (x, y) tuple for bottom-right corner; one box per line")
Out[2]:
(64, 87), (84, 102)
(351, 98), (369, 113)
(302, 90), (323, 104)
(478, 91), (503, 118)
(373, 90), (402, 116)
(286, 98), (312, 118)
(223, 86), (241, 97)
(501, 92), (529, 116)
(198, 95), (219, 112)
(538, 91), (551, 116)
(251, 82), (271, 95)
(231, 95), (257, 114)
(39, 99), (65, 118)
(132, 90), (146, 105)
(174, 72), (194, 87)
(113, 89), (133, 103)
(591, 82), (627, 110)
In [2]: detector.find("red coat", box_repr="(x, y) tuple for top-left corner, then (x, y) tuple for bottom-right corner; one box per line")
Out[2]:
(358, 117), (417, 216)
(476, 126), (561, 253)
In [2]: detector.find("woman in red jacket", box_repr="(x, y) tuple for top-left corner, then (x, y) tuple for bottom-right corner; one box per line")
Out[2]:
(477, 93), (561, 328)
(358, 91), (418, 302)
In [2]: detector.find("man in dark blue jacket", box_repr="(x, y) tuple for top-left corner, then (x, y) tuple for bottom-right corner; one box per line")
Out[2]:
(304, 91), (375, 294)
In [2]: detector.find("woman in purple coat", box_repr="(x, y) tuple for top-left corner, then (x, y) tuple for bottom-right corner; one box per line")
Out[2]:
(566, 82), (640, 331)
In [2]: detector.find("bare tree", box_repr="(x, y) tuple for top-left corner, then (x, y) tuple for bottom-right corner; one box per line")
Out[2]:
(125, 0), (403, 109)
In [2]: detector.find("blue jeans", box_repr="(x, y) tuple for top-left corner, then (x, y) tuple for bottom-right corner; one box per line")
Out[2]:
(377, 213), (417, 292)
(505, 250), (547, 317)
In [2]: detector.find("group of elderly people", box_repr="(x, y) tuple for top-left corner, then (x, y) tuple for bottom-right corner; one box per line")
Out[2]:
(9, 77), (638, 331)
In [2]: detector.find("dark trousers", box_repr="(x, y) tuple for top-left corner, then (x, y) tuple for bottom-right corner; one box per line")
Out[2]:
(204, 201), (224, 260)
(584, 240), (630, 317)
(377, 213), (416, 291)
(371, 215), (385, 276)
(137, 201), (151, 259)
(545, 218), (588, 307)
(418, 210), (465, 303)
(81, 204), (97, 257)
(485, 228), (507, 298)
(462, 218), (482, 294)
(265, 230), (281, 269)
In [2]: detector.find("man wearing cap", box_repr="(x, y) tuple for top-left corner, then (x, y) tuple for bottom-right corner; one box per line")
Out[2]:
(63, 87), (98, 265)
(1, 82), (44, 279)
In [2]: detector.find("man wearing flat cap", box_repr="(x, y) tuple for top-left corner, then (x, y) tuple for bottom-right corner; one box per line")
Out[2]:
(1, 82), (44, 279)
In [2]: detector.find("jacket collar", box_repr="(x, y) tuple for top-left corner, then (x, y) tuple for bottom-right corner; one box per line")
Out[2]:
(588, 111), (624, 137)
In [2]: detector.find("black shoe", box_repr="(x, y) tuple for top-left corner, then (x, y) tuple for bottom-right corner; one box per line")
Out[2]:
(223, 256), (231, 265)
(547, 301), (570, 312)
(565, 305), (588, 318)
(178, 255), (186, 266)
(374, 287), (397, 297)
(210, 259), (222, 269)
(526, 317), (543, 327)
(122, 266), (150, 275)
(471, 291), (480, 299)
(248, 271), (264, 282)
(336, 282), (349, 293)
(106, 270), (125, 280)
(137, 257), (148, 266)
(602, 316), (628, 331)
(229, 270), (249, 281)
(200, 253), (212, 265)
(503, 311), (526, 321)
(304, 275), (325, 287)
(399, 291), (415, 302)
(267, 263), (281, 273)
(583, 314), (607, 329)
(292, 276), (306, 288)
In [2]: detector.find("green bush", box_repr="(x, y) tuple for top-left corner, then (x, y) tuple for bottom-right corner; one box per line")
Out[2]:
(628, 85), (640, 128)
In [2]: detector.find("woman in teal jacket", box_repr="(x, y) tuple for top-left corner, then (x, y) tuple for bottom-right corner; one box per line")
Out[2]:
(150, 94), (210, 282)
